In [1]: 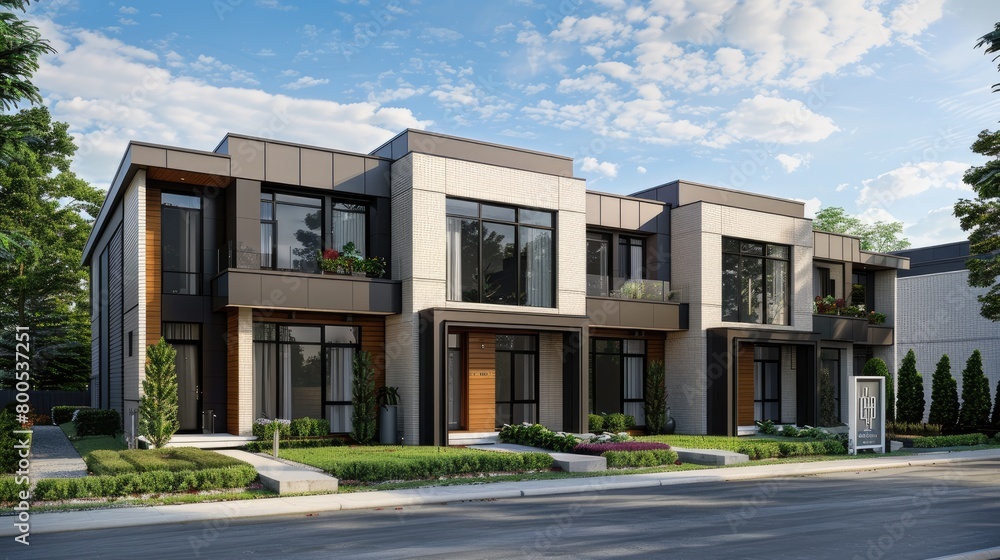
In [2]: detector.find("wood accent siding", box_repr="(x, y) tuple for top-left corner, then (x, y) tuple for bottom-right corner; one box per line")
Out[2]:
(226, 309), (239, 434)
(737, 342), (755, 426)
(145, 187), (161, 344)
(466, 332), (496, 431)
(647, 335), (665, 363)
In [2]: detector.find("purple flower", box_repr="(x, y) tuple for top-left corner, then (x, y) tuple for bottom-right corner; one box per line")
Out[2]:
(573, 442), (672, 456)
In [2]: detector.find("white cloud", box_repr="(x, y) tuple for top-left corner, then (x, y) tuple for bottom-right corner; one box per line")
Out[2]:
(118, 17), (138, 26)
(522, 83), (547, 95)
(856, 161), (970, 206)
(724, 95), (839, 144)
(421, 27), (463, 42)
(256, 0), (296, 11)
(636, 165), (647, 174)
(905, 206), (967, 248)
(369, 85), (426, 103)
(794, 197), (822, 219)
(255, 49), (276, 57)
(282, 75), (329, 90)
(889, 0), (946, 39)
(835, 182), (849, 192)
(775, 152), (812, 173)
(580, 156), (618, 178)
(33, 20), (429, 186)
(119, 6), (138, 15)
(857, 206), (898, 225)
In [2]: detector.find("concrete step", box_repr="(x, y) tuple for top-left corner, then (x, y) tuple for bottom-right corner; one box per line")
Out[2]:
(673, 447), (750, 466)
(550, 452), (607, 472)
(151, 434), (257, 449)
(449, 432), (500, 446)
(215, 450), (338, 494)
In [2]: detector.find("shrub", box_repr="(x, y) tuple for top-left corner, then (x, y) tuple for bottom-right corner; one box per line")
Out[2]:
(86, 448), (246, 475)
(603, 413), (632, 433)
(139, 338), (179, 448)
(756, 419), (777, 435)
(863, 358), (894, 422)
(887, 422), (942, 436)
(573, 442), (673, 455)
(644, 360), (667, 435)
(498, 423), (580, 452)
(928, 354), (960, 431)
(780, 425), (799, 437)
(32, 465), (258, 499)
(86, 450), (135, 476)
(52, 406), (89, 425)
(912, 433), (989, 448)
(0, 475), (29, 504)
(244, 437), (345, 453)
(252, 418), (292, 440)
(603, 449), (679, 468)
(819, 365), (838, 427)
(0, 411), (29, 474)
(958, 350), (992, 432)
(291, 417), (329, 437)
(350, 350), (378, 444)
(587, 414), (605, 433)
(74, 408), (122, 437)
(896, 350), (926, 423)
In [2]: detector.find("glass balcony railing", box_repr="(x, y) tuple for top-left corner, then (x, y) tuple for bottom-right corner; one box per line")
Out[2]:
(217, 241), (319, 274)
(586, 275), (678, 302)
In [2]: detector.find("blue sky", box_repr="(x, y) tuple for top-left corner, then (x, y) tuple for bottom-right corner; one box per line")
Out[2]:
(23, 0), (1000, 247)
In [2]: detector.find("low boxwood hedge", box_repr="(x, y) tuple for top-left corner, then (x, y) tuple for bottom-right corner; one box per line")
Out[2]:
(603, 449), (679, 468)
(0, 475), (29, 503)
(86, 447), (246, 475)
(912, 433), (989, 448)
(282, 446), (554, 483)
(33, 465), (258, 500)
(74, 408), (121, 437)
(290, 417), (329, 437)
(0, 411), (28, 473)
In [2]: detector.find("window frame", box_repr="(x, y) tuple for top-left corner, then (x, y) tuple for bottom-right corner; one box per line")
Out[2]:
(589, 338), (647, 427)
(445, 198), (556, 307)
(753, 345), (782, 423)
(722, 237), (790, 325)
(161, 191), (202, 295)
(618, 235), (645, 281)
(259, 191), (324, 273)
(494, 334), (540, 428)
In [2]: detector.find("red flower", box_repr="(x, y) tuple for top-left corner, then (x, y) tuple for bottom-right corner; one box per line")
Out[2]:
(323, 249), (339, 260)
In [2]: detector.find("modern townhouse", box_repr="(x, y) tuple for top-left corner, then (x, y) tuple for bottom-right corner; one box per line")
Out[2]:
(83, 129), (908, 445)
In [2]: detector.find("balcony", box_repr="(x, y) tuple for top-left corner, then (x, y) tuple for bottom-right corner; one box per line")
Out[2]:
(866, 325), (894, 346)
(211, 242), (401, 314)
(812, 313), (868, 343)
(586, 276), (687, 331)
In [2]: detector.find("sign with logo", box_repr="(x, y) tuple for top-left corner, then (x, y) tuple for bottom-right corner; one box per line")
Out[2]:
(848, 376), (886, 454)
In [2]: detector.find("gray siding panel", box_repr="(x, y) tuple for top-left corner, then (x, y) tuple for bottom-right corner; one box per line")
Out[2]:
(108, 227), (124, 417)
(123, 185), (139, 312)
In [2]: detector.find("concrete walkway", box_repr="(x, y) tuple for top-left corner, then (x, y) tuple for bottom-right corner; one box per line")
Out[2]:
(4, 447), (998, 537)
(28, 425), (88, 482)
(214, 450), (339, 494)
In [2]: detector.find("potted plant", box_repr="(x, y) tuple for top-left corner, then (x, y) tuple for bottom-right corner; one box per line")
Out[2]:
(377, 386), (399, 444)
(319, 249), (340, 274)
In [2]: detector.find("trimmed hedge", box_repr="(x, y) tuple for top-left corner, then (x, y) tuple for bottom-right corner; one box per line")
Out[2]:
(573, 442), (673, 455)
(887, 422), (942, 436)
(252, 418), (292, 440)
(588, 414), (604, 433)
(0, 475), (29, 503)
(74, 408), (122, 437)
(0, 411), (29, 473)
(282, 446), (554, 483)
(86, 448), (246, 475)
(52, 406), (88, 426)
(33, 465), (258, 500)
(244, 437), (345, 453)
(603, 449), (678, 468)
(912, 433), (989, 448)
(638, 435), (846, 459)
(290, 417), (329, 437)
(498, 423), (580, 452)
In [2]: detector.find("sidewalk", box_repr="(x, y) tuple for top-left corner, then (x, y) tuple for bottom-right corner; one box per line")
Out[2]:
(28, 425), (88, 482)
(4, 447), (998, 537)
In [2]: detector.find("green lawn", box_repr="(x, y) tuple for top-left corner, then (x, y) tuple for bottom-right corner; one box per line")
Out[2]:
(281, 445), (554, 483)
(59, 422), (126, 458)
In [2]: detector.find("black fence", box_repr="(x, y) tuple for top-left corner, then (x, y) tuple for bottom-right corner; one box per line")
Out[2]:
(0, 389), (90, 415)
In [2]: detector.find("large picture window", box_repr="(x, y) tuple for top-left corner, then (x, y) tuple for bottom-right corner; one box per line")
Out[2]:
(586, 232), (610, 296)
(590, 339), (646, 426)
(260, 192), (322, 272)
(162, 193), (201, 295)
(722, 237), (789, 324)
(754, 345), (781, 422)
(252, 323), (359, 433)
(446, 199), (555, 307)
(330, 201), (367, 255)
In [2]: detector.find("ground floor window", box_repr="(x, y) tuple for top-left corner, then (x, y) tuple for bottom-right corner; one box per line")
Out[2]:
(820, 348), (841, 424)
(590, 339), (646, 426)
(252, 323), (359, 432)
(754, 345), (781, 422)
(495, 334), (538, 428)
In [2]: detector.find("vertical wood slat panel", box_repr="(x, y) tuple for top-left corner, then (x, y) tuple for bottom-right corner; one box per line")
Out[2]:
(466, 332), (496, 431)
(227, 309), (239, 434)
(146, 188), (161, 344)
(737, 342), (755, 426)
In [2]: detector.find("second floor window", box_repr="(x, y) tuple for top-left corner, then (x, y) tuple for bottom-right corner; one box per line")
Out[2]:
(331, 202), (367, 256)
(446, 198), (555, 307)
(162, 192), (201, 295)
(619, 236), (644, 280)
(260, 192), (321, 272)
(722, 237), (789, 325)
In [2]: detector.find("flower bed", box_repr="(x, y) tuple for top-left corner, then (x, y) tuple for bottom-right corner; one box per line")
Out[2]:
(573, 441), (679, 468)
(498, 423), (580, 452)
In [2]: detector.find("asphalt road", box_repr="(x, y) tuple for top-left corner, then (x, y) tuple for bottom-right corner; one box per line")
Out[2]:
(8, 460), (1000, 560)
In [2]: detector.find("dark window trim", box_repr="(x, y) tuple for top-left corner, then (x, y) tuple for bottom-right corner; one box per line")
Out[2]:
(722, 236), (791, 325)
(494, 334), (540, 427)
(446, 197), (556, 307)
(589, 338), (647, 427)
(618, 235), (646, 281)
(161, 190), (203, 295)
(754, 345), (781, 423)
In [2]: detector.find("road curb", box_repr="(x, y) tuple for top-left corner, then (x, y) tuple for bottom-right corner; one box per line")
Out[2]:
(4, 448), (999, 537)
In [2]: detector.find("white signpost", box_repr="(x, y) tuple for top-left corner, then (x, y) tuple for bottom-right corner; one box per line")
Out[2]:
(848, 376), (886, 454)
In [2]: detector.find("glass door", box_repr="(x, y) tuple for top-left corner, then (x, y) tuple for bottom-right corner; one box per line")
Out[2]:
(174, 342), (201, 433)
(448, 346), (463, 430)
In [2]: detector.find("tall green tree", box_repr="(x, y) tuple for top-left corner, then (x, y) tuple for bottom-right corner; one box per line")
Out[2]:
(862, 357), (894, 422)
(139, 339), (179, 449)
(895, 350), (926, 423)
(958, 350), (992, 432)
(992, 378), (1000, 428)
(812, 207), (911, 252)
(0, 107), (102, 390)
(928, 354), (960, 431)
